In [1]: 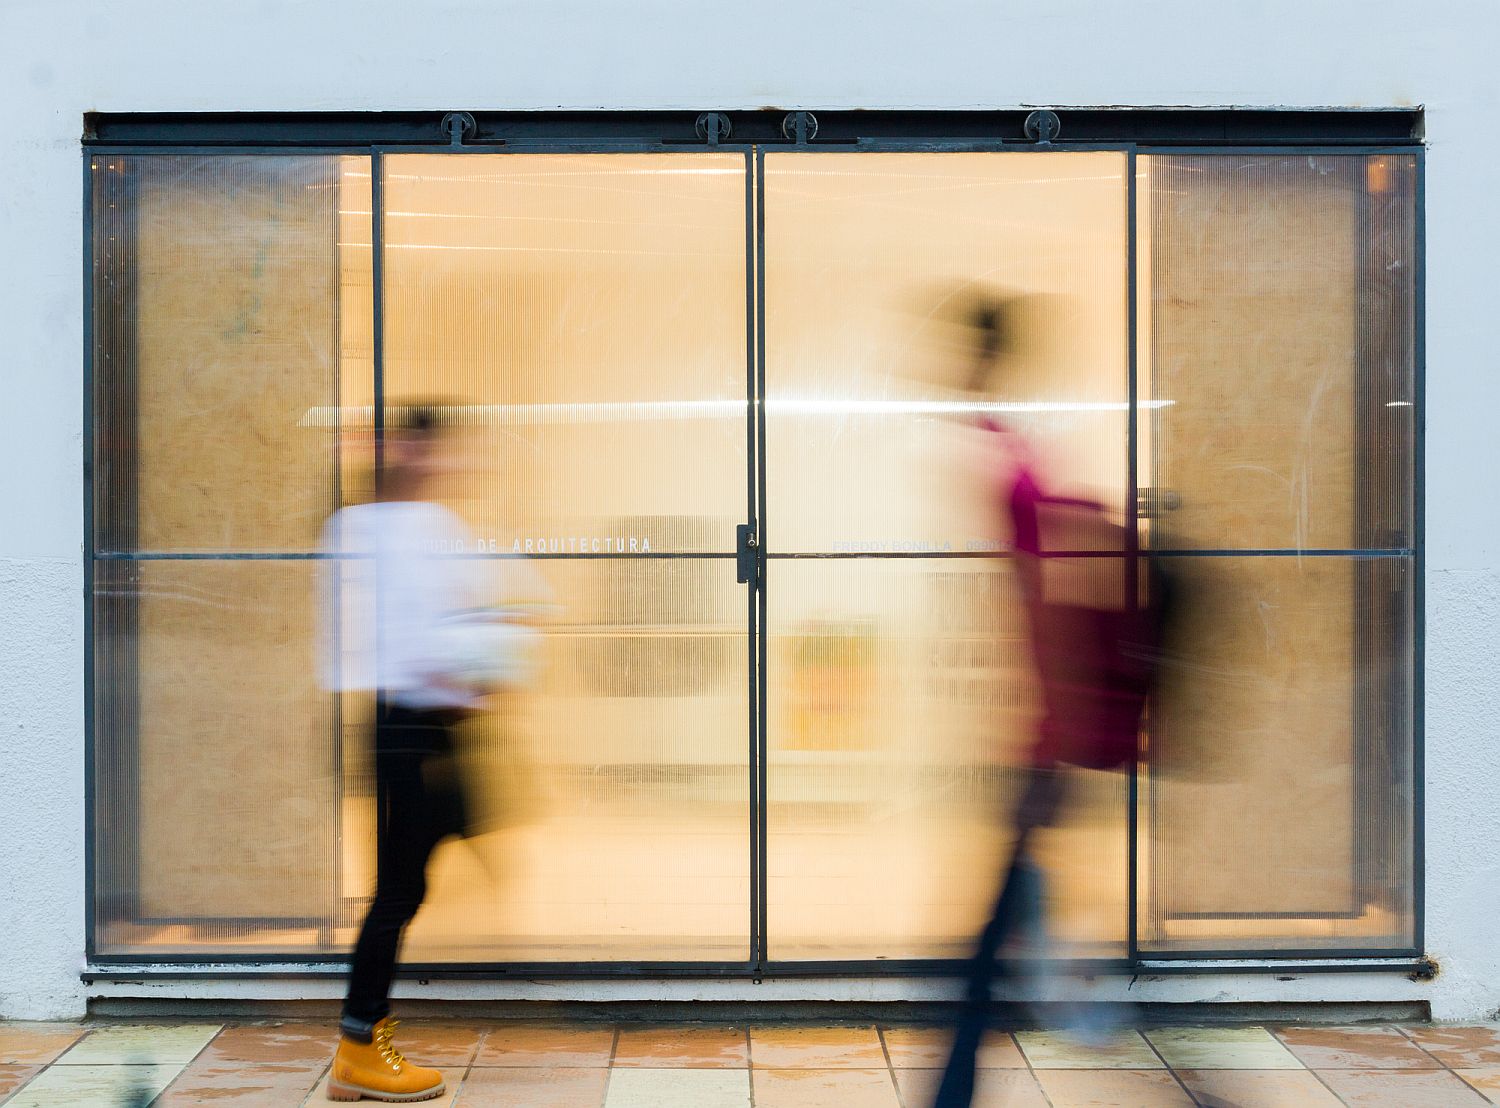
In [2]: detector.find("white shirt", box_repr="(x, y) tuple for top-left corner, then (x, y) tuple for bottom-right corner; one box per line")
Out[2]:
(319, 500), (492, 710)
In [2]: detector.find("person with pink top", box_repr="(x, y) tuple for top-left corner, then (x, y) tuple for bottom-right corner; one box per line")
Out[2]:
(935, 298), (1170, 1108)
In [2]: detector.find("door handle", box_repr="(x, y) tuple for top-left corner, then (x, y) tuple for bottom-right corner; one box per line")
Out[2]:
(736, 523), (759, 586)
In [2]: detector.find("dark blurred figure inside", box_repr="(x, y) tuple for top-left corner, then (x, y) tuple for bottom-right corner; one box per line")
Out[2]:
(934, 297), (1175, 1108)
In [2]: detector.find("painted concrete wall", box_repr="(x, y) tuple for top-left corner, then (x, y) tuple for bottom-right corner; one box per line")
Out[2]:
(2, 0), (1496, 1020)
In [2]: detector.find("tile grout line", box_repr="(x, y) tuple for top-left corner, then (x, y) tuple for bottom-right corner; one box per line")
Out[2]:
(448, 1024), (482, 1108)
(296, 1060), (334, 1108)
(1393, 1022), (1460, 1072)
(598, 1025), (620, 1108)
(4, 1020), (223, 1108)
(1137, 1028), (1205, 1107)
(1014, 1031), (1058, 1108)
(157, 1021), (229, 1104)
(1302, 1064), (1352, 1106)
(745, 1025), (756, 1108)
(1269, 1028), (1359, 1108)
(0, 1025), (89, 1105)
(875, 1025), (906, 1108)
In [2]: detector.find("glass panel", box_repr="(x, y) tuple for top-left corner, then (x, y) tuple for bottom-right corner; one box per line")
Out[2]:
(1141, 155), (1417, 552)
(97, 555), (751, 960)
(93, 560), (337, 954)
(1140, 555), (1414, 952)
(390, 558), (750, 961)
(765, 557), (1126, 960)
(91, 155), (358, 552)
(379, 153), (748, 554)
(763, 151), (1129, 555)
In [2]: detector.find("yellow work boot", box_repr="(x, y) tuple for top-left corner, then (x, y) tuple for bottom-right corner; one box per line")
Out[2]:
(328, 1017), (445, 1103)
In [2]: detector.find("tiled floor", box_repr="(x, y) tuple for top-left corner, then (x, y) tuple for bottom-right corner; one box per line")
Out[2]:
(2, 1019), (1500, 1106)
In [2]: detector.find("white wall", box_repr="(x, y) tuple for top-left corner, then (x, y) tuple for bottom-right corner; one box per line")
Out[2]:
(2, 0), (1496, 1020)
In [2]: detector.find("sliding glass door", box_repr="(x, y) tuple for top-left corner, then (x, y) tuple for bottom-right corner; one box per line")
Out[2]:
(89, 142), (1418, 966)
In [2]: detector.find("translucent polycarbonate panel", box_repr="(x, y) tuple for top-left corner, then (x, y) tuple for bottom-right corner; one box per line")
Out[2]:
(379, 154), (749, 554)
(91, 155), (366, 552)
(764, 557), (1127, 960)
(762, 152), (1129, 555)
(336, 162), (377, 504)
(376, 557), (750, 961)
(1140, 155), (1417, 552)
(93, 560), (338, 954)
(1139, 555), (1414, 952)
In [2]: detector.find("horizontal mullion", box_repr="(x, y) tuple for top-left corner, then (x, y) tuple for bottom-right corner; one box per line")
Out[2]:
(94, 550), (736, 561)
(764, 548), (1415, 560)
(80, 953), (1428, 979)
(1149, 548), (1415, 558)
(1138, 946), (1422, 962)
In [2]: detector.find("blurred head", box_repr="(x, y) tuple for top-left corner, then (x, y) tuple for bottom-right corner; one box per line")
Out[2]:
(381, 401), (455, 493)
(964, 296), (1018, 393)
(910, 283), (1032, 396)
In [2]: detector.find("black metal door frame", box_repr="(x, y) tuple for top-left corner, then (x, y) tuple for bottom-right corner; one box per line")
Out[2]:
(83, 111), (1425, 978)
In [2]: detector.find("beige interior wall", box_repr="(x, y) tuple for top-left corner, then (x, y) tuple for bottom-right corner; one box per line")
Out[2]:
(1147, 157), (1359, 551)
(126, 157), (344, 921)
(132, 157), (341, 552)
(1148, 557), (1356, 922)
(134, 562), (332, 918)
(1143, 156), (1363, 930)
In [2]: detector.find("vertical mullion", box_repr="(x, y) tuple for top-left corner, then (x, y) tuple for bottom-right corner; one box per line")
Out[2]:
(1126, 147), (1141, 967)
(327, 157), (345, 948)
(368, 151), (387, 932)
(754, 147), (770, 971)
(744, 148), (760, 968)
(83, 151), (97, 959)
(1411, 149), (1426, 955)
(371, 151), (385, 487)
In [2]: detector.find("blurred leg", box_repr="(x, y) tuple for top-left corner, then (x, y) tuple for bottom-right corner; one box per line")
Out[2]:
(934, 770), (1061, 1108)
(342, 752), (438, 1029)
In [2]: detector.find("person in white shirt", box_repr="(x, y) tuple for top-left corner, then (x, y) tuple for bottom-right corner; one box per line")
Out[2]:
(317, 404), (495, 1102)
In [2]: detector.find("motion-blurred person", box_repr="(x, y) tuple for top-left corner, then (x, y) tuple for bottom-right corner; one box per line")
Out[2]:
(319, 403), (540, 1103)
(934, 297), (1172, 1108)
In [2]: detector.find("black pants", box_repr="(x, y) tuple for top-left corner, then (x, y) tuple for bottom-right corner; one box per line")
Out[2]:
(343, 702), (468, 1025)
(933, 769), (1061, 1108)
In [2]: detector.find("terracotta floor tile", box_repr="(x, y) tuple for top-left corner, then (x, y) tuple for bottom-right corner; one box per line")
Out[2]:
(306, 1064), (462, 1106)
(1315, 1067), (1491, 1106)
(456, 1066), (609, 1107)
(1176, 1068), (1343, 1107)
(1456, 1066), (1500, 1102)
(748, 1026), (887, 1069)
(154, 1060), (326, 1105)
(0, 1065), (41, 1099)
(195, 1022), (333, 1065)
(880, 1026), (1024, 1068)
(0, 1024), (87, 1065)
(1015, 1029), (1163, 1069)
(1403, 1024), (1500, 1067)
(892, 1066), (1050, 1107)
(474, 1024), (616, 1067)
(54, 1023), (221, 1066)
(1273, 1025), (1440, 1069)
(1035, 1068), (1195, 1107)
(392, 1021), (486, 1066)
(751, 1068), (901, 1108)
(1144, 1026), (1304, 1070)
(612, 1025), (748, 1067)
(602, 1067), (750, 1107)
(1, 1062), (184, 1107)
